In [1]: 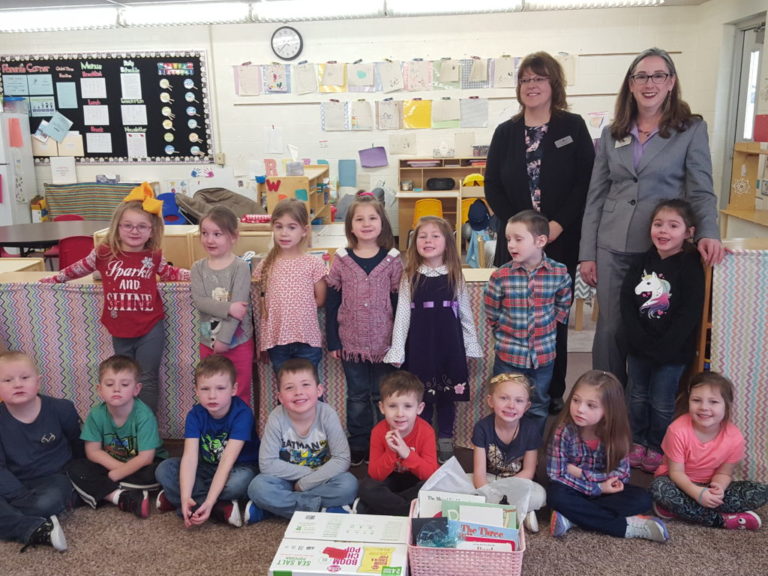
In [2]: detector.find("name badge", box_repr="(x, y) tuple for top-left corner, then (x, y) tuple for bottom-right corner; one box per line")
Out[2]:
(615, 136), (632, 148)
(555, 136), (573, 148)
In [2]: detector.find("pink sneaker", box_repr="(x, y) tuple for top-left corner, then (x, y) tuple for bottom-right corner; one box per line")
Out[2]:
(641, 449), (663, 473)
(629, 443), (646, 468)
(652, 501), (676, 520)
(722, 511), (762, 531)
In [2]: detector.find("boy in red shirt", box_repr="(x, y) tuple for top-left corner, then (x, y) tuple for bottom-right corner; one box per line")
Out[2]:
(355, 371), (438, 515)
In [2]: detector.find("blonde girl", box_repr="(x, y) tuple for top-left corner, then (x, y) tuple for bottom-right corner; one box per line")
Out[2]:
(191, 206), (254, 406)
(326, 194), (402, 465)
(384, 216), (481, 463)
(42, 183), (189, 412)
(472, 373), (546, 533)
(253, 198), (327, 374)
(650, 372), (768, 530)
(546, 370), (669, 542)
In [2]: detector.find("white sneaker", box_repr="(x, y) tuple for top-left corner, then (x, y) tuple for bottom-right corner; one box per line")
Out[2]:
(524, 510), (539, 533)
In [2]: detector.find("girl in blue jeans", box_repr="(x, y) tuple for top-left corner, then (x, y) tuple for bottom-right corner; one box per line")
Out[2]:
(620, 199), (705, 473)
(546, 370), (669, 542)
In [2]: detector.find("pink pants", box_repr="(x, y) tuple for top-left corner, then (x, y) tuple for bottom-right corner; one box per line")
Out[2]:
(199, 340), (254, 407)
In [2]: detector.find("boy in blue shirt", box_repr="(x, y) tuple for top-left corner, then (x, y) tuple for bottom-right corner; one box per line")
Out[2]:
(67, 355), (167, 519)
(484, 210), (572, 437)
(0, 351), (82, 552)
(155, 355), (259, 528)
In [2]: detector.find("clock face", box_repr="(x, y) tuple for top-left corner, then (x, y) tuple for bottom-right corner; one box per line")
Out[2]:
(271, 26), (303, 61)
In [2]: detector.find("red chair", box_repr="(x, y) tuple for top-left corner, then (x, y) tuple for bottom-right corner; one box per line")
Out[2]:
(43, 214), (85, 269)
(58, 236), (94, 270)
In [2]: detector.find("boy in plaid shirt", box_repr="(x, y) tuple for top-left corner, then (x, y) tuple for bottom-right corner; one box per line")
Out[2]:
(484, 210), (572, 438)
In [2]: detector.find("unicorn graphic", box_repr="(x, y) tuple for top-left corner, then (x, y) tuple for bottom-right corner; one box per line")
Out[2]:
(635, 270), (671, 319)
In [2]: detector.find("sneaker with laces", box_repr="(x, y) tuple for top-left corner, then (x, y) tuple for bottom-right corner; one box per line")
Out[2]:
(652, 501), (676, 520)
(118, 489), (150, 519)
(322, 505), (353, 514)
(721, 511), (762, 531)
(211, 500), (242, 527)
(640, 449), (663, 473)
(21, 515), (67, 553)
(156, 490), (176, 513)
(437, 438), (454, 464)
(625, 515), (670, 542)
(628, 443), (646, 468)
(524, 510), (540, 533)
(244, 500), (267, 524)
(549, 510), (573, 538)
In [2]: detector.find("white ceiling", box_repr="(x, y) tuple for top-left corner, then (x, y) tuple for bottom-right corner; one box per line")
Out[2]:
(0, 0), (708, 10)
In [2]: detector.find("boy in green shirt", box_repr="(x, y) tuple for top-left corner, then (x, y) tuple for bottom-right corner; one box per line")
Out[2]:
(66, 355), (167, 518)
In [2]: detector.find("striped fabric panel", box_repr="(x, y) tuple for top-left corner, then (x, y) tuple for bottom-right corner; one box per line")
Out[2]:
(44, 183), (138, 221)
(711, 250), (768, 482)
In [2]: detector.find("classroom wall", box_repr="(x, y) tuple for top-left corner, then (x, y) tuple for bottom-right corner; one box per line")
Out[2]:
(0, 0), (765, 229)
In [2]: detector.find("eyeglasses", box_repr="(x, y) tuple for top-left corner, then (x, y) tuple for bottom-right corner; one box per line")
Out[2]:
(519, 76), (549, 85)
(119, 223), (152, 233)
(629, 72), (671, 84)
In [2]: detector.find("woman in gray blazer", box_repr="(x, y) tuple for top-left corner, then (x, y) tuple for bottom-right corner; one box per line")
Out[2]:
(485, 51), (595, 413)
(579, 47), (724, 384)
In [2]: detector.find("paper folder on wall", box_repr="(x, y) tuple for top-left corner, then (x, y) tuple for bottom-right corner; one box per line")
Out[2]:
(359, 146), (388, 168)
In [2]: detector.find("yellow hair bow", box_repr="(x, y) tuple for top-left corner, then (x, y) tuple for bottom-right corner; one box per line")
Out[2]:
(123, 182), (163, 216)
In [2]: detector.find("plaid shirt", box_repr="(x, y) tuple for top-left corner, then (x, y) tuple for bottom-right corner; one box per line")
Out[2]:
(546, 422), (630, 496)
(484, 256), (571, 369)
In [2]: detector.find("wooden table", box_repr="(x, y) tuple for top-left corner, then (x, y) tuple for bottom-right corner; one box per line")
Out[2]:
(0, 258), (45, 273)
(0, 221), (111, 255)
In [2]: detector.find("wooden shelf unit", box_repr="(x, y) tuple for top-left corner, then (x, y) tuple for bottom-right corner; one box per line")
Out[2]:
(265, 165), (332, 224)
(396, 158), (486, 251)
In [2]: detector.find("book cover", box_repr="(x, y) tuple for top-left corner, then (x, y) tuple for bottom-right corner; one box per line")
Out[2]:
(441, 500), (518, 529)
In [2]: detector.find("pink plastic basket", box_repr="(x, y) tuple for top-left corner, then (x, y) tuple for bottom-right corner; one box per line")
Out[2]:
(407, 499), (525, 576)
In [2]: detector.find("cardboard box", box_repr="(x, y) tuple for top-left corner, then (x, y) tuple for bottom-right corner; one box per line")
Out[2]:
(285, 512), (409, 544)
(269, 539), (407, 576)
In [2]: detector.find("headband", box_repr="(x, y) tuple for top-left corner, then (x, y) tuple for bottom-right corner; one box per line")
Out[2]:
(123, 182), (163, 216)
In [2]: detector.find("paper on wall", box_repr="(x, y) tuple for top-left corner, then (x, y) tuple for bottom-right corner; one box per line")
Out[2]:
(50, 156), (77, 184)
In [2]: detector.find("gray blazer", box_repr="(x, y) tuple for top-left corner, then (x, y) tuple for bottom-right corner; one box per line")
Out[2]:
(579, 118), (719, 262)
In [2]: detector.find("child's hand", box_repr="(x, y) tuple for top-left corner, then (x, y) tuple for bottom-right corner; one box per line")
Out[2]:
(385, 429), (411, 460)
(189, 500), (213, 526)
(566, 464), (582, 478)
(329, 350), (341, 360)
(213, 340), (230, 354)
(39, 276), (57, 284)
(599, 478), (624, 494)
(181, 498), (197, 528)
(229, 301), (248, 320)
(699, 487), (723, 509)
(708, 482), (725, 499)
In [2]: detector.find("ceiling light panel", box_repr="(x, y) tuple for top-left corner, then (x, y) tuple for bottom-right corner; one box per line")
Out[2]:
(252, 0), (385, 22)
(385, 0), (523, 17)
(524, 0), (663, 9)
(0, 6), (119, 32)
(121, 1), (251, 26)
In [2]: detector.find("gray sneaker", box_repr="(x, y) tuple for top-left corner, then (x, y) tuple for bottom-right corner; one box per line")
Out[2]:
(437, 438), (454, 463)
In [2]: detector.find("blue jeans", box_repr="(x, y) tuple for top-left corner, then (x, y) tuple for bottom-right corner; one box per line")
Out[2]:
(155, 457), (257, 508)
(342, 359), (392, 452)
(626, 355), (686, 453)
(268, 343), (322, 376)
(493, 356), (554, 439)
(247, 472), (358, 519)
(0, 474), (75, 544)
(547, 481), (651, 538)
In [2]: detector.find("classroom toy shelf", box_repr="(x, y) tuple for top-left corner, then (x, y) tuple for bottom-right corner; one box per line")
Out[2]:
(265, 165), (332, 224)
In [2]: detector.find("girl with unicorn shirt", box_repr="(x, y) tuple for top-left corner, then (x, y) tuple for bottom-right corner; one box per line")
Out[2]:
(619, 199), (704, 474)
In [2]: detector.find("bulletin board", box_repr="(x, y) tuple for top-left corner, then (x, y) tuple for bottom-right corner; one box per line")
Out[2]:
(0, 51), (212, 163)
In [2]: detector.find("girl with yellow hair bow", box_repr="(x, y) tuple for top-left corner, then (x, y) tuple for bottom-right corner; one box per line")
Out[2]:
(42, 182), (190, 413)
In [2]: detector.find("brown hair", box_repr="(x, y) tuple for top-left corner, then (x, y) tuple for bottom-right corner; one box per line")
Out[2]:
(101, 201), (164, 258)
(379, 370), (424, 402)
(200, 205), (239, 239)
(514, 51), (568, 120)
(487, 372), (532, 398)
(259, 198), (311, 317)
(611, 47), (701, 140)
(404, 216), (463, 297)
(684, 371), (735, 425)
(194, 354), (236, 387)
(276, 358), (319, 390)
(344, 194), (394, 251)
(553, 370), (631, 472)
(0, 350), (37, 372)
(98, 355), (140, 382)
(508, 209), (550, 238)
(651, 198), (698, 252)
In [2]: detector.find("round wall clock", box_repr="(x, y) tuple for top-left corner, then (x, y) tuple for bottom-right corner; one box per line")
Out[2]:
(271, 26), (303, 61)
